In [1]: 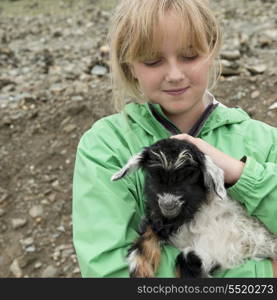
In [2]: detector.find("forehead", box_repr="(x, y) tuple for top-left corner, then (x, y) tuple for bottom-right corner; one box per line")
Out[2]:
(146, 139), (199, 170)
(148, 148), (196, 172)
(154, 11), (192, 49)
(142, 13), (193, 59)
(127, 9), (208, 62)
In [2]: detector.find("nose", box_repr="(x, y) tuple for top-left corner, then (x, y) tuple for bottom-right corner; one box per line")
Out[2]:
(163, 201), (176, 210)
(157, 193), (183, 218)
(165, 62), (185, 83)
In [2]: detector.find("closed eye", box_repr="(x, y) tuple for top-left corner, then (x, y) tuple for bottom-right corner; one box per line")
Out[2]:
(182, 55), (199, 62)
(143, 59), (162, 67)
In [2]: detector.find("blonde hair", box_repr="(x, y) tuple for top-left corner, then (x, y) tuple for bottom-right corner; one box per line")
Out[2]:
(108, 0), (222, 112)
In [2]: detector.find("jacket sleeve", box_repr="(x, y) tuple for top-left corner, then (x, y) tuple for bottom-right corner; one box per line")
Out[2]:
(72, 125), (180, 277)
(227, 126), (277, 236)
(213, 258), (273, 278)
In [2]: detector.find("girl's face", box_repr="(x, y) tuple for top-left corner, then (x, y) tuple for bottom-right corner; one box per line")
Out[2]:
(129, 12), (212, 121)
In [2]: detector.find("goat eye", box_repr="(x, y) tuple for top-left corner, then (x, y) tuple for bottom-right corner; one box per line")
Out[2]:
(188, 169), (201, 182)
(180, 168), (200, 182)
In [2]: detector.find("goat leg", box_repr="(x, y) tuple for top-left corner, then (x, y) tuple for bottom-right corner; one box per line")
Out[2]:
(176, 249), (206, 278)
(127, 225), (161, 277)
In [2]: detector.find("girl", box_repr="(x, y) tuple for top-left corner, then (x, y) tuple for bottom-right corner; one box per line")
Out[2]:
(72, 0), (277, 277)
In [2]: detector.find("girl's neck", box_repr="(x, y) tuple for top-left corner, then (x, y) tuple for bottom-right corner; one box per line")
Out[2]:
(163, 96), (209, 134)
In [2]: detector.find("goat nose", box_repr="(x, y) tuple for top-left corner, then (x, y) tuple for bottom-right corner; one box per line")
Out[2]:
(158, 194), (183, 218)
(163, 201), (176, 210)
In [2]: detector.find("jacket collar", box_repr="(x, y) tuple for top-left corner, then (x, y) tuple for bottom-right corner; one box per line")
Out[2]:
(124, 92), (250, 138)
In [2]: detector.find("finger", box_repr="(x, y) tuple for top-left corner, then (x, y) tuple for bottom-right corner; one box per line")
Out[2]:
(171, 133), (193, 141)
(171, 135), (212, 155)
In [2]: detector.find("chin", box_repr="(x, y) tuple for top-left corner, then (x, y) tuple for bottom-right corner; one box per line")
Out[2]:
(162, 103), (196, 116)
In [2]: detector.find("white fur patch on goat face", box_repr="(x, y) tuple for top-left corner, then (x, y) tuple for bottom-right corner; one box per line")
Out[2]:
(174, 150), (194, 169)
(158, 193), (183, 218)
(150, 150), (195, 170)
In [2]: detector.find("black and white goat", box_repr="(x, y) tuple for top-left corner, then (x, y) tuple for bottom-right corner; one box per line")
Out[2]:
(111, 138), (277, 277)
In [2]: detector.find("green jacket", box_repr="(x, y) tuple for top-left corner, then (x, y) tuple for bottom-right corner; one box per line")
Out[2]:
(72, 99), (277, 278)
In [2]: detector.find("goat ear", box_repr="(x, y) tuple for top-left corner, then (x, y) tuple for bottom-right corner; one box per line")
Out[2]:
(203, 155), (227, 199)
(111, 150), (146, 181)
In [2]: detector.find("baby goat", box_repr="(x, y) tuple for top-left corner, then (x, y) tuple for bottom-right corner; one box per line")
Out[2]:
(111, 138), (277, 277)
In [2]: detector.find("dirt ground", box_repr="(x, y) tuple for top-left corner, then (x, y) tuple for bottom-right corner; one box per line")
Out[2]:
(0, 0), (276, 277)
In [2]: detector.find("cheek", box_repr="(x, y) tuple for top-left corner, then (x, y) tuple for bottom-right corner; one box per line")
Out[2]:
(137, 69), (162, 90)
(188, 61), (211, 85)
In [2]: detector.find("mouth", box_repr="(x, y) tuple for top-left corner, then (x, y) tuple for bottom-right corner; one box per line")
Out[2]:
(159, 206), (180, 218)
(163, 87), (189, 96)
(158, 201), (184, 218)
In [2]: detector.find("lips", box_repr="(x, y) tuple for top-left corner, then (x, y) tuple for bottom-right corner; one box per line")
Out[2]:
(163, 87), (189, 95)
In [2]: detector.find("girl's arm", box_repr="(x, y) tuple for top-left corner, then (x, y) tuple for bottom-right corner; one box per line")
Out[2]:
(172, 133), (277, 278)
(171, 134), (245, 185)
(72, 127), (179, 277)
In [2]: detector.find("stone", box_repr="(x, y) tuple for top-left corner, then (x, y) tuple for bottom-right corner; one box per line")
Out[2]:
(41, 265), (59, 278)
(251, 91), (260, 99)
(50, 84), (66, 94)
(221, 67), (241, 76)
(63, 124), (76, 133)
(91, 65), (108, 76)
(263, 29), (277, 41)
(73, 267), (80, 274)
(220, 59), (241, 76)
(269, 102), (277, 110)
(12, 218), (27, 229)
(0, 256), (5, 268)
(0, 208), (5, 217)
(10, 259), (23, 278)
(34, 262), (42, 269)
(100, 45), (110, 55)
(71, 95), (83, 102)
(52, 180), (60, 188)
(247, 65), (267, 75)
(29, 205), (43, 218)
(48, 193), (56, 203)
(220, 50), (241, 61)
(25, 246), (36, 253)
(57, 225), (65, 232)
(21, 237), (34, 247)
(0, 77), (15, 89)
(0, 188), (8, 203)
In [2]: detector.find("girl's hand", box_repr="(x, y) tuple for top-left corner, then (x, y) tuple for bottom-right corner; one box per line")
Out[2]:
(171, 134), (245, 186)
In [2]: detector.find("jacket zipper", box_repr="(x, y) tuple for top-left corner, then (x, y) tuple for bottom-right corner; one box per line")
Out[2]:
(148, 103), (218, 137)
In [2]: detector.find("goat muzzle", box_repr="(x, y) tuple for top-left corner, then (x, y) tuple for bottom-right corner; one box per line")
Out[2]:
(157, 193), (183, 218)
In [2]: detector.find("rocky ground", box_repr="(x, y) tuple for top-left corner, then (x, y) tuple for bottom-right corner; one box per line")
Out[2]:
(0, 0), (276, 277)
